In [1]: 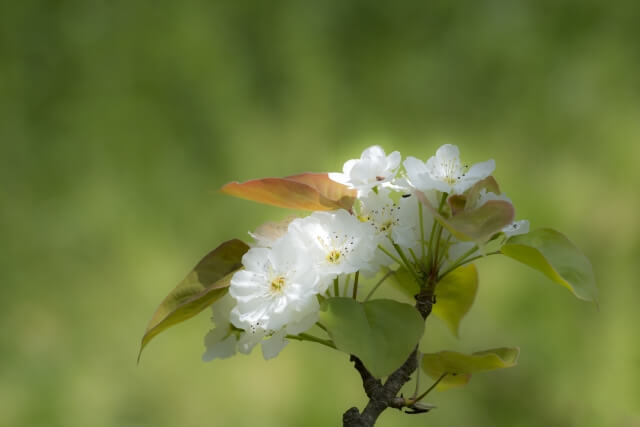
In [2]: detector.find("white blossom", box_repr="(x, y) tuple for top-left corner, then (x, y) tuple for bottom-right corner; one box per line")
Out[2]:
(404, 144), (495, 195)
(287, 210), (377, 283)
(202, 292), (316, 361)
(329, 146), (401, 196)
(358, 188), (421, 250)
(229, 238), (320, 335)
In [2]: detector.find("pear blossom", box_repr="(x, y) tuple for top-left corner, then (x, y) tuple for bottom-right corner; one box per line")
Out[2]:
(329, 145), (401, 196)
(404, 144), (495, 195)
(358, 188), (421, 250)
(203, 289), (318, 361)
(287, 209), (377, 282)
(229, 237), (320, 334)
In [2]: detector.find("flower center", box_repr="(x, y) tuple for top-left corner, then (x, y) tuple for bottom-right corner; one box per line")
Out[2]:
(326, 250), (342, 264)
(379, 220), (393, 233)
(270, 275), (286, 293)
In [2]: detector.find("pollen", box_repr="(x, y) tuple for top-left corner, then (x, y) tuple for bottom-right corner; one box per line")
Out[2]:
(270, 275), (286, 293)
(379, 220), (393, 232)
(326, 250), (342, 264)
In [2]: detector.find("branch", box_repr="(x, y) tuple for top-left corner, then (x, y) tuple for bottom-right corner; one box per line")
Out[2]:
(343, 282), (437, 427)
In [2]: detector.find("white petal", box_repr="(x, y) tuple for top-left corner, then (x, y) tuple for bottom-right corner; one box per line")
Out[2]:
(328, 172), (350, 185)
(465, 159), (495, 181)
(435, 144), (460, 161)
(386, 151), (402, 170)
(237, 330), (264, 354)
(454, 159), (496, 194)
(503, 220), (530, 237)
(403, 156), (442, 192)
(261, 329), (288, 360)
(240, 247), (271, 272)
(403, 156), (428, 184)
(361, 145), (385, 160)
(202, 333), (237, 361)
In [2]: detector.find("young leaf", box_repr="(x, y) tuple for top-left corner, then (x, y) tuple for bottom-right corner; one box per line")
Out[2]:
(318, 298), (424, 378)
(421, 347), (519, 389)
(448, 176), (501, 216)
(138, 239), (249, 362)
(432, 264), (478, 337)
(501, 228), (597, 303)
(416, 191), (514, 243)
(466, 176), (502, 202)
(221, 173), (356, 211)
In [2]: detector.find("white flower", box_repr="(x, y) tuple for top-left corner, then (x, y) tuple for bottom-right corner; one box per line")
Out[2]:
(329, 146), (401, 196)
(202, 293), (302, 361)
(233, 308), (319, 360)
(229, 238), (320, 334)
(358, 188), (421, 250)
(287, 210), (377, 283)
(404, 144), (495, 195)
(502, 220), (530, 237)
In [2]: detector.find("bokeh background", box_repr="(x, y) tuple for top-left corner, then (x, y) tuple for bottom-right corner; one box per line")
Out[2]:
(1, 1), (639, 426)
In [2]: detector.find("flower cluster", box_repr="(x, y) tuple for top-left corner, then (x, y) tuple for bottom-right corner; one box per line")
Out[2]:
(203, 144), (529, 361)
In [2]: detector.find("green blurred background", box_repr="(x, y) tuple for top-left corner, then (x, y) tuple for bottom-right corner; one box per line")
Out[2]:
(1, 1), (639, 426)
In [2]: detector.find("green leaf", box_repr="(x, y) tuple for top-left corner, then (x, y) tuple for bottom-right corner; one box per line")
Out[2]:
(416, 191), (514, 243)
(433, 264), (478, 337)
(138, 239), (249, 362)
(421, 347), (519, 389)
(501, 228), (597, 303)
(318, 298), (424, 378)
(221, 173), (356, 211)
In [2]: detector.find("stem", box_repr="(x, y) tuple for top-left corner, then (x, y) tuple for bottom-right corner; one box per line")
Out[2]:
(437, 244), (478, 280)
(352, 271), (360, 299)
(408, 247), (419, 266)
(426, 218), (438, 265)
(436, 234), (453, 267)
(392, 242), (420, 283)
(411, 372), (448, 403)
(419, 200), (426, 259)
(432, 224), (444, 272)
(363, 270), (395, 302)
(334, 278), (340, 297)
(427, 192), (448, 267)
(412, 351), (422, 399)
(377, 244), (403, 266)
(343, 274), (352, 297)
(286, 333), (336, 350)
(438, 250), (502, 281)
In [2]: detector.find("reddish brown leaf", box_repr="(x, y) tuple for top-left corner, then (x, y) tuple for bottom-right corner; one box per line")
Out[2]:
(221, 173), (356, 211)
